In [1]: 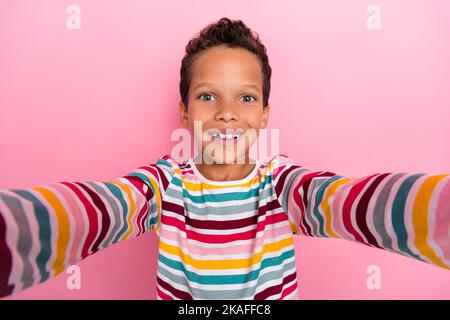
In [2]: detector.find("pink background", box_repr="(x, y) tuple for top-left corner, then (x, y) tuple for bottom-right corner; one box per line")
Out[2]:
(1, 0), (449, 299)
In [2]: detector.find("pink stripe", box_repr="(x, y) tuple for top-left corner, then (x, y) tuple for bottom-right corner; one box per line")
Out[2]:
(123, 177), (150, 235)
(293, 171), (322, 235)
(291, 174), (307, 235)
(434, 176), (450, 262)
(341, 174), (378, 244)
(50, 183), (86, 263)
(332, 179), (362, 239)
(160, 224), (292, 256)
(162, 212), (289, 244)
(139, 166), (160, 186)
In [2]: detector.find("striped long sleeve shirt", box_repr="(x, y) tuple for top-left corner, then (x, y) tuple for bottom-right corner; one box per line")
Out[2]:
(0, 154), (449, 299)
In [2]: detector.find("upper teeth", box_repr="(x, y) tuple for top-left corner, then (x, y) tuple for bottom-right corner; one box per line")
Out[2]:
(210, 133), (242, 139)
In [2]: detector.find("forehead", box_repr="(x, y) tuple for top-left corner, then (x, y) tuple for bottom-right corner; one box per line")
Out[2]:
(190, 45), (262, 88)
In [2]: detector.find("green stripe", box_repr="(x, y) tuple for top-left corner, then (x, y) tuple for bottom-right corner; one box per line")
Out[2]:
(11, 190), (51, 282)
(157, 258), (297, 299)
(392, 174), (424, 260)
(158, 248), (295, 285)
(105, 183), (130, 243)
(311, 175), (342, 237)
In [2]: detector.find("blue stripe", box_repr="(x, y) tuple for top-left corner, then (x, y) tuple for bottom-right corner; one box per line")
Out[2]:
(105, 183), (130, 243)
(11, 190), (51, 282)
(158, 248), (295, 285)
(392, 174), (424, 260)
(181, 185), (261, 203)
(311, 175), (342, 237)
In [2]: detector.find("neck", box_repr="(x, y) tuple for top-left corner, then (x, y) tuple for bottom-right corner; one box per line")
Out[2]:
(193, 154), (257, 182)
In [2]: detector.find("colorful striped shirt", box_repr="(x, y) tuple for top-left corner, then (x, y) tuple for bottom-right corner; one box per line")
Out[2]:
(0, 154), (449, 299)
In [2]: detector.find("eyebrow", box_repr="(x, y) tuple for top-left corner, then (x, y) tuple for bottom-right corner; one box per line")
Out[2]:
(193, 82), (260, 91)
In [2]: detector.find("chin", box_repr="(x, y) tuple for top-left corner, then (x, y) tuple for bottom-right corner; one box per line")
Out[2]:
(200, 145), (250, 165)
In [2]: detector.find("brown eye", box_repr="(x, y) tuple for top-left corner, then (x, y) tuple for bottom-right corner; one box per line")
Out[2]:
(241, 95), (257, 103)
(198, 93), (216, 102)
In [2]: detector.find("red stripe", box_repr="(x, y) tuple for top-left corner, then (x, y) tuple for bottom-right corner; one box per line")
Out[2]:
(355, 173), (391, 248)
(280, 281), (297, 299)
(136, 202), (149, 235)
(274, 165), (299, 196)
(76, 182), (111, 252)
(157, 286), (173, 300)
(187, 213), (258, 230)
(254, 272), (297, 300)
(61, 182), (98, 258)
(342, 174), (379, 243)
(157, 276), (192, 300)
(164, 198), (282, 229)
(162, 201), (185, 216)
(255, 212), (288, 232)
(292, 177), (307, 235)
(118, 176), (154, 234)
(155, 166), (169, 191)
(139, 164), (166, 195)
(161, 211), (288, 244)
(0, 210), (14, 297)
(294, 171), (319, 236)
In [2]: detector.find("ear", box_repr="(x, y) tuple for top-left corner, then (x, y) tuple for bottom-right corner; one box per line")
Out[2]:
(179, 101), (190, 128)
(260, 104), (270, 129)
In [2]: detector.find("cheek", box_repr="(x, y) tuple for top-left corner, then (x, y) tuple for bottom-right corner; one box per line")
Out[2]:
(245, 113), (262, 128)
(188, 107), (210, 123)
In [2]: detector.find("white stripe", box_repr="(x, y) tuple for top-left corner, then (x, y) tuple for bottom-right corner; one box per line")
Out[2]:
(182, 180), (264, 195)
(159, 243), (295, 275)
(365, 174), (395, 248)
(384, 173), (413, 254)
(348, 174), (381, 245)
(426, 175), (449, 265)
(253, 268), (297, 299)
(404, 175), (429, 261)
(179, 194), (262, 208)
(0, 193), (24, 292)
(160, 219), (290, 246)
(158, 254), (296, 292)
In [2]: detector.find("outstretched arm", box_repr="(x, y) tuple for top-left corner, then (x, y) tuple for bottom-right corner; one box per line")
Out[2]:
(0, 163), (163, 298)
(273, 155), (450, 270)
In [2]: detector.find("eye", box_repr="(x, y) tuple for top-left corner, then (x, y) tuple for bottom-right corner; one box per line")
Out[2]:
(241, 95), (257, 103)
(197, 93), (216, 102)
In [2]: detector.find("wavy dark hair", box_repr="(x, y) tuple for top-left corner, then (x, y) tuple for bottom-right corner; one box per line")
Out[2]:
(179, 17), (272, 109)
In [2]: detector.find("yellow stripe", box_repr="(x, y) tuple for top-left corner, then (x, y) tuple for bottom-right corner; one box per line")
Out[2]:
(33, 186), (70, 275)
(182, 175), (262, 191)
(159, 236), (294, 270)
(412, 174), (448, 269)
(115, 173), (162, 234)
(108, 181), (136, 240)
(289, 221), (299, 234)
(148, 176), (162, 234)
(321, 178), (350, 238)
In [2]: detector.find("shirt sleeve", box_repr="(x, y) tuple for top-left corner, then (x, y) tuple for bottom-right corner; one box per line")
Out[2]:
(0, 162), (165, 298)
(272, 154), (450, 270)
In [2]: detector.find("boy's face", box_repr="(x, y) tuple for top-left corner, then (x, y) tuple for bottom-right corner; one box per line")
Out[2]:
(179, 45), (270, 164)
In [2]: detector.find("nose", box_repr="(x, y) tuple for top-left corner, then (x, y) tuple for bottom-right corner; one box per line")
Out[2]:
(214, 101), (240, 122)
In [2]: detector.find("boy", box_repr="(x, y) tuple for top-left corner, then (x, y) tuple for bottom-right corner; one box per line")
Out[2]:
(0, 17), (449, 300)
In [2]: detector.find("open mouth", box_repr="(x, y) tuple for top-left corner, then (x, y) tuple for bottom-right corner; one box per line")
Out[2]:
(205, 129), (246, 145)
(209, 132), (243, 140)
